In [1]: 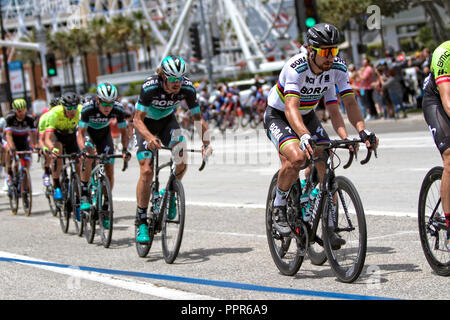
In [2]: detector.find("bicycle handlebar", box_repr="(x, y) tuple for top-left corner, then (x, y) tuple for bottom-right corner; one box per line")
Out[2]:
(307, 138), (377, 169)
(158, 146), (207, 172)
(56, 152), (81, 160)
(81, 153), (130, 172)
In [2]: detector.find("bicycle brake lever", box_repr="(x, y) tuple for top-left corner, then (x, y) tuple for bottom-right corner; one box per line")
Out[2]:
(360, 147), (372, 165)
(199, 160), (206, 171)
(122, 159), (129, 172)
(343, 148), (354, 169)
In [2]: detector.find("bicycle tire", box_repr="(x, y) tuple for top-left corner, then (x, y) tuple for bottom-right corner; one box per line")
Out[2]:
(265, 172), (304, 276)
(98, 176), (114, 248)
(135, 218), (155, 257)
(250, 114), (261, 129)
(59, 170), (70, 234)
(161, 178), (186, 264)
(70, 173), (82, 236)
(240, 111), (251, 127)
(8, 184), (19, 215)
(308, 224), (327, 266)
(46, 185), (58, 217)
(21, 168), (32, 216)
(84, 182), (97, 244)
(322, 176), (367, 283)
(418, 166), (450, 276)
(135, 182), (157, 258)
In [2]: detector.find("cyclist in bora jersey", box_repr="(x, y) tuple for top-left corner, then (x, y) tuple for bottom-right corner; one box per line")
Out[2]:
(264, 23), (378, 248)
(422, 40), (450, 249)
(134, 55), (212, 243)
(77, 82), (130, 211)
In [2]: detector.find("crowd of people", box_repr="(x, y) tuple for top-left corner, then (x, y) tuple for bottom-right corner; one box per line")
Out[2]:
(346, 47), (431, 121)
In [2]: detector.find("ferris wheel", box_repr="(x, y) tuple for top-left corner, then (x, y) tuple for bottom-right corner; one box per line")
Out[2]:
(1, 0), (301, 74)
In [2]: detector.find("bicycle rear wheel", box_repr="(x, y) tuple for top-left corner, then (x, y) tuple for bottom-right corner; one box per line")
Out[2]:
(265, 172), (304, 276)
(59, 171), (70, 233)
(21, 168), (32, 216)
(70, 173), (82, 236)
(322, 176), (367, 283)
(135, 183), (156, 258)
(135, 217), (155, 258)
(161, 179), (186, 264)
(98, 176), (114, 248)
(83, 183), (97, 244)
(8, 184), (19, 215)
(418, 166), (450, 276)
(46, 185), (57, 217)
(240, 110), (251, 127)
(308, 222), (327, 266)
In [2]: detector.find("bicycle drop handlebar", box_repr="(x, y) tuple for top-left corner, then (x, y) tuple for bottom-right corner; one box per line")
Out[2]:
(303, 138), (377, 170)
(155, 146), (207, 172)
(81, 153), (130, 172)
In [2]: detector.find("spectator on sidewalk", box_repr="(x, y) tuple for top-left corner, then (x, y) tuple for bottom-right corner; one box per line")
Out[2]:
(381, 68), (407, 119)
(358, 58), (379, 120)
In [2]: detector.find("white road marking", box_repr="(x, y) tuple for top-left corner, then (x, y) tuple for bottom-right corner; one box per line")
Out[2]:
(114, 198), (416, 217)
(0, 251), (217, 300)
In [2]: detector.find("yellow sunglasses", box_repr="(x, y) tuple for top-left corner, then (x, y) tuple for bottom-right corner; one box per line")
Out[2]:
(311, 46), (339, 57)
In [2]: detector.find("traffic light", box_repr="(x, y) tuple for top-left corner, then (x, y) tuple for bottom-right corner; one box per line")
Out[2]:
(303, 0), (319, 29)
(188, 23), (202, 60)
(45, 53), (57, 77)
(211, 36), (220, 56)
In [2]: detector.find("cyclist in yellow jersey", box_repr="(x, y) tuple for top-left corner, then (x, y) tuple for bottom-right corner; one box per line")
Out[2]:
(422, 41), (450, 249)
(44, 92), (82, 200)
(38, 97), (60, 188)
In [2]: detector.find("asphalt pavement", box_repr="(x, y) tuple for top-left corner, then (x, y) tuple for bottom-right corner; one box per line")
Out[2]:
(0, 111), (449, 303)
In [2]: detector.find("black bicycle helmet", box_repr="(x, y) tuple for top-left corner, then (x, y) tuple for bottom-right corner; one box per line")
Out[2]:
(49, 97), (60, 108)
(61, 92), (80, 108)
(306, 23), (341, 47)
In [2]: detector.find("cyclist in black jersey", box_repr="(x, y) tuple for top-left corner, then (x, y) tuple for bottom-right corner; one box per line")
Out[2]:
(4, 99), (37, 186)
(134, 55), (212, 243)
(422, 41), (450, 249)
(77, 82), (130, 211)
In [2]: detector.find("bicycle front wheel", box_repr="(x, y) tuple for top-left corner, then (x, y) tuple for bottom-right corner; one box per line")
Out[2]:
(322, 176), (367, 283)
(98, 176), (114, 248)
(21, 168), (32, 216)
(418, 166), (450, 276)
(161, 178), (186, 264)
(265, 172), (304, 276)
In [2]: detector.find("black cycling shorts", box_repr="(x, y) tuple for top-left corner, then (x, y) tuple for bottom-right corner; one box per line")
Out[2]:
(423, 92), (450, 155)
(263, 106), (330, 153)
(134, 113), (185, 161)
(54, 131), (80, 155)
(85, 126), (115, 163)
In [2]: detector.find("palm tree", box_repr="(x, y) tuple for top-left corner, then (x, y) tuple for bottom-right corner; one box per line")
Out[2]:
(110, 14), (135, 72)
(68, 27), (91, 92)
(47, 30), (76, 90)
(88, 17), (108, 75)
(131, 11), (161, 69)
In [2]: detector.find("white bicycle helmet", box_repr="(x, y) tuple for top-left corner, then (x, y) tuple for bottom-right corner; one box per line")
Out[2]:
(97, 82), (118, 102)
(161, 55), (187, 77)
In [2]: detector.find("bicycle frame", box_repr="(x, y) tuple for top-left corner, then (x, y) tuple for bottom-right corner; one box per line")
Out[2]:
(150, 146), (205, 232)
(290, 139), (376, 247)
(82, 153), (128, 209)
(12, 151), (33, 192)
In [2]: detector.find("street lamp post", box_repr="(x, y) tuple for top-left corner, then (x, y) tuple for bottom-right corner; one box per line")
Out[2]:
(0, 0), (12, 111)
